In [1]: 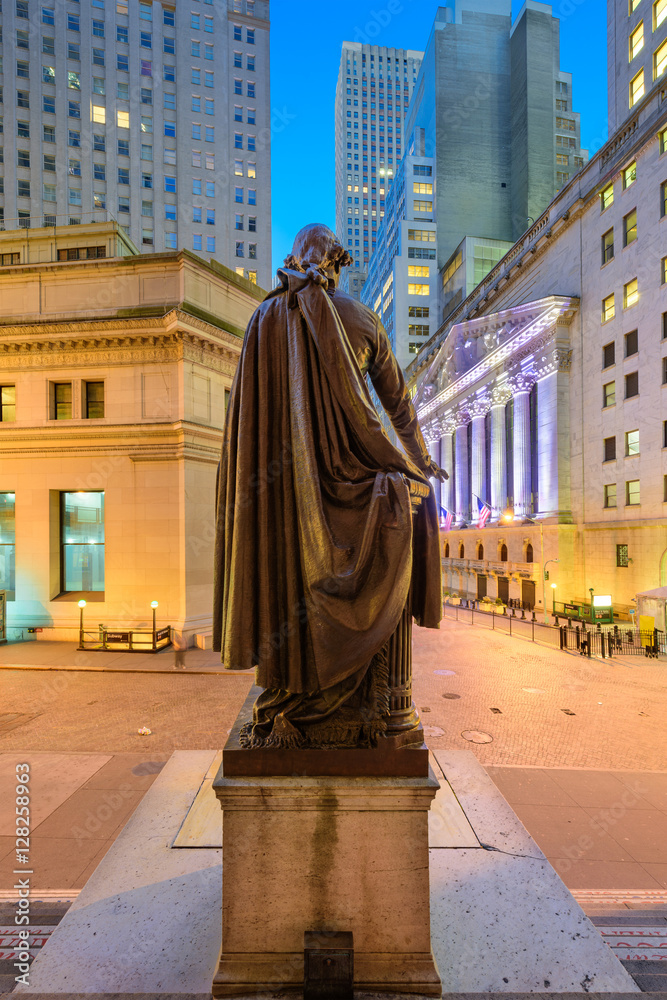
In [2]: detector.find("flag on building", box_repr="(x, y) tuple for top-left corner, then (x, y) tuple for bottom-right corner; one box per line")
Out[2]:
(477, 497), (491, 529)
(440, 506), (453, 532)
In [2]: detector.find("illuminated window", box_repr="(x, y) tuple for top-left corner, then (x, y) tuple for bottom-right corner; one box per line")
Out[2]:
(663, 256), (667, 283)
(408, 283), (429, 296)
(600, 184), (614, 210)
(629, 0), (641, 11)
(625, 429), (640, 455)
(413, 200), (432, 213)
(655, 0), (666, 30)
(413, 182), (432, 194)
(408, 229), (435, 242)
(0, 493), (16, 600)
(629, 68), (645, 106)
(602, 293), (615, 322)
(247, 162), (256, 178)
(407, 265), (429, 277)
(624, 278), (638, 308)
(0, 386), (16, 422)
(117, 109), (129, 128)
(603, 381), (616, 407)
(625, 480), (640, 505)
(85, 382), (104, 419)
(601, 228), (614, 264)
(629, 21), (644, 59)
(623, 208), (637, 245)
(655, 38), (667, 79)
(92, 105), (105, 124)
(623, 164), (637, 190)
(61, 492), (105, 593)
(604, 484), (617, 509)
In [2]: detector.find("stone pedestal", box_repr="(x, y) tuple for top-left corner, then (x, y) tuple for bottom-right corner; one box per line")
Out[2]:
(212, 767), (442, 997)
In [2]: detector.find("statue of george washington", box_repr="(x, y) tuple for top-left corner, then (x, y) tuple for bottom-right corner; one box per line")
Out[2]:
(213, 224), (446, 750)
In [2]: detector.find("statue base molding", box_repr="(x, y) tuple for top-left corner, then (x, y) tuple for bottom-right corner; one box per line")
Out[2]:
(222, 685), (429, 778)
(212, 763), (442, 997)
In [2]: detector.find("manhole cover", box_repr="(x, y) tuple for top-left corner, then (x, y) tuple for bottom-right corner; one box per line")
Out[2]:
(434, 669), (457, 676)
(132, 761), (167, 776)
(442, 693), (461, 700)
(461, 730), (493, 744)
(424, 726), (445, 739)
(522, 687), (545, 694)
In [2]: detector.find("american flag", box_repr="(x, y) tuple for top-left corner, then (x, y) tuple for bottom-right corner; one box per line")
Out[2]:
(477, 497), (491, 529)
(440, 506), (453, 532)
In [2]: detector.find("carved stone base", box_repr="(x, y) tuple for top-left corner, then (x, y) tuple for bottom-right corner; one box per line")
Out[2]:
(212, 767), (442, 998)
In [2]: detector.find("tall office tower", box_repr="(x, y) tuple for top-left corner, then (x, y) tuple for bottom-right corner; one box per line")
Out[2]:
(334, 41), (423, 300)
(405, 0), (587, 273)
(608, 0), (667, 133)
(0, 0), (272, 288)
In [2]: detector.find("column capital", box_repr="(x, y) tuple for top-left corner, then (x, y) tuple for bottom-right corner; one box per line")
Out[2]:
(453, 409), (470, 428)
(508, 373), (535, 395)
(535, 346), (573, 379)
(468, 397), (491, 419)
(489, 384), (513, 406)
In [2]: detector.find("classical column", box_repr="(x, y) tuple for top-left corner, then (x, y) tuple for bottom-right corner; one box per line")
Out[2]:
(536, 340), (572, 518)
(454, 411), (469, 524)
(511, 374), (534, 519)
(469, 399), (489, 514)
(489, 386), (511, 519)
(440, 421), (455, 514)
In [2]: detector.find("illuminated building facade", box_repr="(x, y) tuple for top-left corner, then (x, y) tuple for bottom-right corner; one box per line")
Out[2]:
(0, 0), (272, 287)
(0, 220), (261, 641)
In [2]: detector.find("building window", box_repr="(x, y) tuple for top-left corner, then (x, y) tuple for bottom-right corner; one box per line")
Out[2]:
(0, 493), (15, 601)
(413, 200), (432, 213)
(61, 491), (105, 593)
(663, 256), (667, 284)
(142, 228), (154, 246)
(625, 429), (639, 456)
(603, 436), (616, 461)
(625, 329), (638, 357)
(625, 370), (639, 397)
(625, 479), (640, 505)
(629, 21), (644, 60)
(117, 54), (129, 71)
(408, 283), (429, 295)
(604, 484), (617, 509)
(52, 382), (72, 419)
(142, 200), (153, 217)
(629, 68), (644, 106)
(85, 382), (104, 419)
(603, 341), (615, 368)
(206, 236), (215, 252)
(656, 0), (667, 30)
(94, 133), (105, 152)
(664, 419), (667, 447)
(236, 241), (244, 257)
(117, 110), (130, 129)
(654, 38), (667, 79)
(602, 293), (615, 322)
(600, 184), (614, 211)
(603, 381), (616, 407)
(248, 243), (256, 258)
(248, 216), (256, 232)
(623, 209), (637, 246)
(17, 149), (30, 168)
(601, 228), (614, 264)
(193, 234), (202, 251)
(0, 385), (16, 422)
(662, 356), (667, 383)
(624, 278), (639, 308)
(117, 24), (128, 42)
(407, 264), (429, 278)
(616, 543), (629, 566)
(165, 232), (177, 249)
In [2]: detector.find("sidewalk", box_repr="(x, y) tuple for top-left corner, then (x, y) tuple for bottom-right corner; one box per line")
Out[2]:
(0, 639), (250, 675)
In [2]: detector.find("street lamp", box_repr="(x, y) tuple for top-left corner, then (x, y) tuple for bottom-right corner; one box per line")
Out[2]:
(151, 600), (158, 650)
(551, 583), (557, 613)
(77, 599), (86, 649)
(589, 587), (594, 625)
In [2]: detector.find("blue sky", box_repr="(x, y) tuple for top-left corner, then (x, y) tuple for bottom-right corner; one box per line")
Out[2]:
(269, 0), (608, 269)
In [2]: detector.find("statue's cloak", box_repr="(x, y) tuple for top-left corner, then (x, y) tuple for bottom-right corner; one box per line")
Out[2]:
(213, 267), (441, 693)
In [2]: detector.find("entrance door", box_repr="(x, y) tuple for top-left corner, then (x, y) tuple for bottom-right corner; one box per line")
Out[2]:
(521, 580), (536, 609)
(477, 574), (487, 599)
(497, 577), (509, 603)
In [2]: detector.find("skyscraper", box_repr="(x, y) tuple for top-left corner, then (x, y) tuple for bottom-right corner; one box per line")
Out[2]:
(607, 0), (667, 134)
(334, 41), (423, 299)
(0, 0), (272, 287)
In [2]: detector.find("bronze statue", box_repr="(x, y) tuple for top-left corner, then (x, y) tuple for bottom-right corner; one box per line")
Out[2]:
(213, 224), (446, 750)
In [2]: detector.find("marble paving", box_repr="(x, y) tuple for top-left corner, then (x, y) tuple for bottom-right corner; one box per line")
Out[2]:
(12, 749), (641, 994)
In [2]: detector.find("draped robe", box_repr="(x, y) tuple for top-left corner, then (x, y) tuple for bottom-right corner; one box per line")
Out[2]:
(213, 267), (441, 702)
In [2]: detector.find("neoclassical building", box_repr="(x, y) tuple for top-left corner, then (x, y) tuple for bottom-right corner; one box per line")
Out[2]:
(410, 61), (667, 615)
(0, 220), (262, 642)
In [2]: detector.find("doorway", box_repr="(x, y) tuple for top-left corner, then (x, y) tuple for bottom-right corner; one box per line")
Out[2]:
(497, 577), (509, 603)
(521, 580), (536, 609)
(477, 574), (487, 600)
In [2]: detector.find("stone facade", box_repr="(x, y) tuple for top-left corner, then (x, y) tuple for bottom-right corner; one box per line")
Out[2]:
(409, 79), (667, 615)
(0, 221), (262, 641)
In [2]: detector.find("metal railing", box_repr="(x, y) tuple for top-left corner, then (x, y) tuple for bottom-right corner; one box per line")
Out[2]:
(78, 624), (171, 653)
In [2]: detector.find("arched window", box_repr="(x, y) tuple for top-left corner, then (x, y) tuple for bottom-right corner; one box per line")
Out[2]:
(500, 543), (508, 562)
(459, 542), (465, 559)
(444, 542), (450, 558)
(526, 543), (533, 563)
(477, 543), (484, 560)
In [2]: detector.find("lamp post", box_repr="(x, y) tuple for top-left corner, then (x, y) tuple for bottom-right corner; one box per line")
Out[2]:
(77, 599), (86, 650)
(151, 601), (158, 651)
(543, 558), (560, 625)
(589, 587), (595, 626)
(551, 583), (557, 613)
